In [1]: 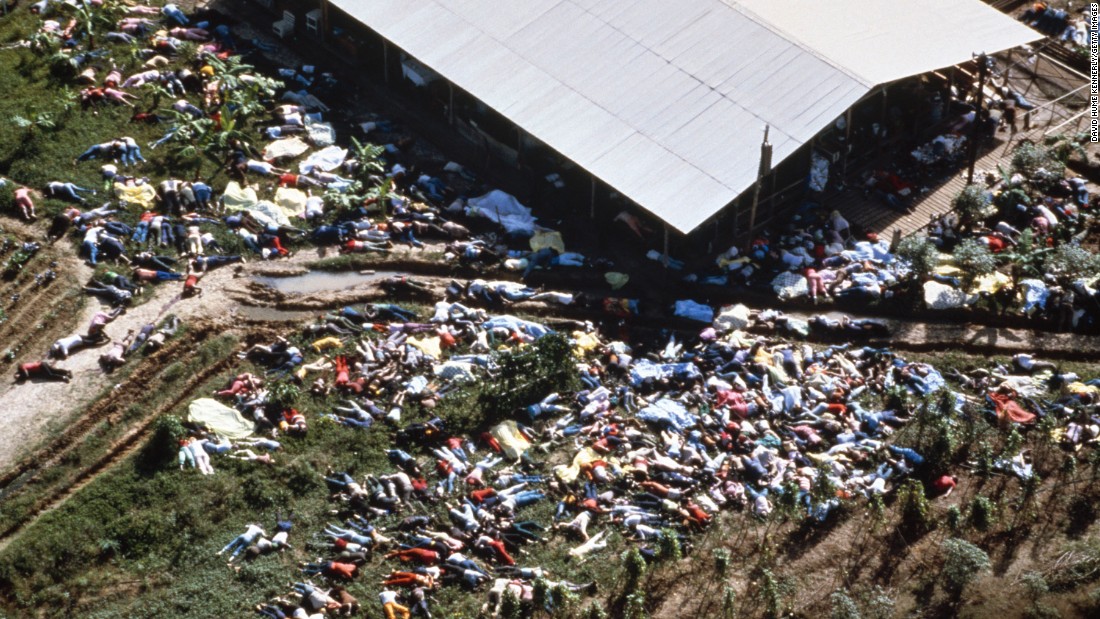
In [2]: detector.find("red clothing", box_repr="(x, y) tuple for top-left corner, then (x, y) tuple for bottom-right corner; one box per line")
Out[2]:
(470, 488), (497, 503)
(483, 538), (515, 565)
(932, 475), (957, 494)
(985, 235), (1007, 253)
(270, 236), (289, 256)
(989, 392), (1037, 425)
(391, 548), (440, 565)
(326, 561), (358, 579)
(334, 356), (351, 385)
(19, 362), (42, 373)
(686, 504), (711, 524)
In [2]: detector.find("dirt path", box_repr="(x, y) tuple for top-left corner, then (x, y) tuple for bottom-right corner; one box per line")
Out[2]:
(0, 252), (246, 469)
(229, 247), (1100, 361)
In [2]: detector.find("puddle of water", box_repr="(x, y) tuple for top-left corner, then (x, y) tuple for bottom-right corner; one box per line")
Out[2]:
(255, 270), (407, 295)
(236, 306), (316, 322)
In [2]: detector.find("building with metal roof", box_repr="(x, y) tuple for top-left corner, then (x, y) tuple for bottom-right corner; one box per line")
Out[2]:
(323, 0), (1041, 234)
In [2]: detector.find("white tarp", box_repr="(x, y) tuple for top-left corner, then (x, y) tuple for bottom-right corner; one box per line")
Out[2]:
(307, 122), (337, 147)
(263, 137), (310, 161)
(923, 281), (976, 310)
(465, 190), (536, 236)
(187, 398), (254, 439)
(714, 304), (751, 332)
(298, 145), (347, 174)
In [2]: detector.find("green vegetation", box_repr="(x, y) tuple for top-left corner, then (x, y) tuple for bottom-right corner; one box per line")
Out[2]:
(2, 3), (1100, 619)
(437, 332), (579, 434)
(1011, 141), (1066, 186)
(941, 538), (991, 596)
(0, 331), (235, 536)
(951, 238), (996, 286)
(952, 183), (992, 223)
(894, 234), (939, 281)
(1044, 242), (1100, 282)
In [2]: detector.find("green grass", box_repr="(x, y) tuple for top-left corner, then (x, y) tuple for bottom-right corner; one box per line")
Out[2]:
(0, 306), (614, 617)
(6, 5), (1100, 619)
(305, 252), (387, 271)
(0, 331), (236, 529)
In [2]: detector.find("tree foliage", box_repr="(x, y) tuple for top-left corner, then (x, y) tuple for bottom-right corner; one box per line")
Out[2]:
(953, 184), (992, 222)
(941, 538), (991, 595)
(1012, 141), (1065, 181)
(898, 479), (933, 533)
(968, 495), (997, 532)
(1044, 243), (1100, 283)
(829, 590), (862, 619)
(623, 548), (647, 593)
(895, 235), (939, 281)
(952, 239), (997, 284)
(478, 333), (579, 426)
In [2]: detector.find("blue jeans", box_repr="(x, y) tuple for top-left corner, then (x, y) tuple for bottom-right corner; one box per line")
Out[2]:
(132, 221), (149, 244)
(449, 558), (486, 575)
(931, 273), (961, 288)
(511, 490), (545, 508)
(888, 445), (924, 466)
(220, 535), (253, 558)
(76, 146), (109, 162)
(163, 5), (188, 25)
(53, 184), (92, 201)
(240, 235), (261, 254)
(157, 225), (173, 246)
(83, 241), (98, 264)
(121, 146), (145, 166)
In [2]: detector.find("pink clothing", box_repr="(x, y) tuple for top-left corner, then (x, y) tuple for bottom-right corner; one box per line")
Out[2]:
(805, 268), (827, 298)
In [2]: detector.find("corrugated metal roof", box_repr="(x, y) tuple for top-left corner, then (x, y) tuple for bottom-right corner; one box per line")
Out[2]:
(330, 0), (1042, 233)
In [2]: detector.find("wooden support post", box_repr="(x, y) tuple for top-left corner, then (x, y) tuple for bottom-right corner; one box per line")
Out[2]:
(842, 107), (853, 174)
(590, 176), (596, 219)
(769, 165), (777, 208)
(448, 83), (454, 125)
(880, 87), (887, 125)
(748, 125), (772, 235)
(733, 197), (740, 240)
(967, 53), (989, 185)
(320, 0), (329, 44)
(662, 225), (670, 269)
(382, 41), (389, 84)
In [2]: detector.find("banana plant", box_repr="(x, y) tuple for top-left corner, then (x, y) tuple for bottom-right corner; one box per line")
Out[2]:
(997, 228), (1050, 285)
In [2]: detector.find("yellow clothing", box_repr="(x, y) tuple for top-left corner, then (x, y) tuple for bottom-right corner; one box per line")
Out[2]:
(311, 336), (343, 353)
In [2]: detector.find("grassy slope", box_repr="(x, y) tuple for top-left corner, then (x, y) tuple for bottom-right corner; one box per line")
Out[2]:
(0, 323), (622, 618)
(1, 5), (1100, 619)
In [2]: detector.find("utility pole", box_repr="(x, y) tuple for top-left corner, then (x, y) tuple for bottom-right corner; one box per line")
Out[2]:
(748, 125), (772, 235)
(966, 52), (989, 185)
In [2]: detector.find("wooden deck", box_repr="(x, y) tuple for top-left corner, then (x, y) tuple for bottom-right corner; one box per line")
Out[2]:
(832, 127), (1043, 237)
